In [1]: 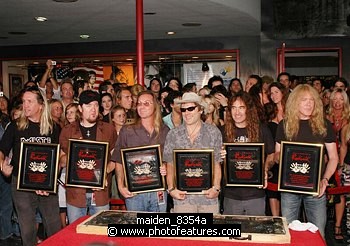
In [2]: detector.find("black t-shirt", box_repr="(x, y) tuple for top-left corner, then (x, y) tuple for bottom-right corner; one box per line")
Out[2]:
(275, 119), (336, 176)
(0, 120), (60, 176)
(223, 124), (274, 200)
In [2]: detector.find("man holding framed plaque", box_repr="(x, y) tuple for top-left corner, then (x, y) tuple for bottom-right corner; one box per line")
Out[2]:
(0, 86), (61, 246)
(222, 91), (274, 216)
(111, 90), (169, 212)
(275, 84), (338, 238)
(59, 90), (117, 223)
(163, 92), (222, 213)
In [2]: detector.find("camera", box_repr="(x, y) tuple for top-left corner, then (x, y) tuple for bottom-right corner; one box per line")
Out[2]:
(51, 60), (56, 65)
(0, 92), (3, 97)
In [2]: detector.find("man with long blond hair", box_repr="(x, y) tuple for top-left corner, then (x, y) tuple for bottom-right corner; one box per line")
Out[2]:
(275, 84), (338, 238)
(111, 90), (169, 212)
(0, 86), (61, 245)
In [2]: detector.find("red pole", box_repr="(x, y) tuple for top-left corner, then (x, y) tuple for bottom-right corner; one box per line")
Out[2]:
(136, 0), (144, 86)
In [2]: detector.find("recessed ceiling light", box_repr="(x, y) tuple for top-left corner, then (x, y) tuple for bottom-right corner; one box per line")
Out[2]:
(35, 16), (48, 22)
(62, 60), (70, 63)
(16, 64), (25, 67)
(52, 0), (78, 2)
(167, 31), (175, 35)
(93, 59), (100, 62)
(80, 34), (90, 39)
(225, 55), (232, 58)
(126, 58), (133, 61)
(192, 56), (199, 59)
(33, 62), (40, 64)
(182, 23), (202, 27)
(8, 31), (27, 35)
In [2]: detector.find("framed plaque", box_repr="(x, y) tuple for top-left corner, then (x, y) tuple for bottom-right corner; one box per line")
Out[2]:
(278, 141), (324, 195)
(224, 143), (264, 187)
(17, 142), (60, 193)
(173, 149), (214, 194)
(121, 144), (165, 194)
(66, 139), (109, 189)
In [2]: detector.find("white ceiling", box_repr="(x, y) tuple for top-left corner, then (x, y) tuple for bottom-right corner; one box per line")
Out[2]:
(0, 0), (261, 47)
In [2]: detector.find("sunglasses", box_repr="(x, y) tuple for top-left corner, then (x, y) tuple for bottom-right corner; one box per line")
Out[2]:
(180, 106), (197, 112)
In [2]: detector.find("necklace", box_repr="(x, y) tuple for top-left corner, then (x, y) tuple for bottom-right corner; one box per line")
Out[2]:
(187, 121), (201, 141)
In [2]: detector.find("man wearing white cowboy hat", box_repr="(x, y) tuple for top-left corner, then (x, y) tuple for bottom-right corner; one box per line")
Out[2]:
(163, 92), (222, 213)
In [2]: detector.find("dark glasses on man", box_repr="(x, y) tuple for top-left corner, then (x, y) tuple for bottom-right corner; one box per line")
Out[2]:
(180, 106), (197, 112)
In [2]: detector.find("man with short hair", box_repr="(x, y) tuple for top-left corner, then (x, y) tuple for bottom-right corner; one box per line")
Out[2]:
(99, 80), (115, 97)
(163, 92), (222, 213)
(277, 72), (291, 91)
(59, 90), (117, 223)
(207, 75), (224, 89)
(245, 74), (262, 92)
(333, 77), (348, 91)
(116, 87), (136, 124)
(60, 80), (75, 108)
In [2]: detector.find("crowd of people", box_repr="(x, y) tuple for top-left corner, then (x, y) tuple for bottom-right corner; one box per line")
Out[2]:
(0, 59), (349, 245)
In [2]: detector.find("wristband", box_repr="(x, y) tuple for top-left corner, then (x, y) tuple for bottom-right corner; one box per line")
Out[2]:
(212, 186), (221, 192)
(167, 187), (175, 194)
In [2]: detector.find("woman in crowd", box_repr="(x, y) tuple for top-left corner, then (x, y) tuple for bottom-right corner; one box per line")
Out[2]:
(64, 103), (79, 125)
(166, 77), (182, 91)
(326, 88), (350, 241)
(100, 93), (114, 123)
(265, 82), (289, 216)
(202, 94), (224, 127)
(50, 99), (64, 128)
(0, 95), (10, 116)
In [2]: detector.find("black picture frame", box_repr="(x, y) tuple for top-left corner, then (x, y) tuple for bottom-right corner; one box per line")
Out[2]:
(173, 149), (214, 194)
(66, 139), (109, 189)
(278, 141), (324, 195)
(224, 143), (264, 187)
(17, 142), (60, 193)
(121, 144), (165, 194)
(9, 74), (24, 99)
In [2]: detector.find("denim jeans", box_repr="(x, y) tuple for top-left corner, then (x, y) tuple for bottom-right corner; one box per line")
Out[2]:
(125, 191), (167, 212)
(281, 192), (327, 238)
(12, 177), (61, 246)
(223, 196), (265, 216)
(0, 173), (13, 239)
(66, 193), (109, 224)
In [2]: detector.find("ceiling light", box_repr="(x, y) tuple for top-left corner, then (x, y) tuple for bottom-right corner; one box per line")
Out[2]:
(53, 0), (78, 2)
(225, 55), (232, 58)
(126, 58), (133, 61)
(33, 62), (40, 64)
(93, 59), (100, 62)
(167, 31), (175, 35)
(35, 16), (48, 22)
(16, 64), (25, 67)
(62, 60), (70, 63)
(79, 34), (90, 39)
(192, 56), (199, 59)
(8, 32), (27, 35)
(182, 23), (202, 27)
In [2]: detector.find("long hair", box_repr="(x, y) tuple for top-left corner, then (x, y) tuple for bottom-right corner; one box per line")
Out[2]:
(284, 84), (326, 140)
(17, 86), (53, 135)
(202, 95), (221, 127)
(327, 88), (350, 122)
(267, 82), (289, 121)
(224, 91), (260, 142)
(135, 90), (163, 139)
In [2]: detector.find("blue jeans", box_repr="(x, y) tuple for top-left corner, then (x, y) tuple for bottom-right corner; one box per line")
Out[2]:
(281, 192), (327, 238)
(125, 191), (166, 212)
(0, 173), (13, 239)
(66, 193), (109, 224)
